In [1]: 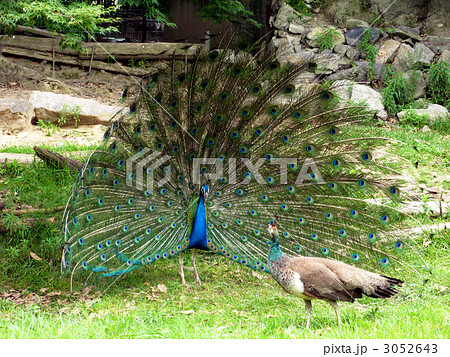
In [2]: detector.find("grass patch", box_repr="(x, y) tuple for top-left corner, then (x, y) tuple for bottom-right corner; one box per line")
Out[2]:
(0, 125), (449, 338)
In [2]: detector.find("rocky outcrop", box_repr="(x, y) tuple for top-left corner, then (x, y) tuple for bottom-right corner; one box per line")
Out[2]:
(28, 91), (123, 126)
(0, 98), (34, 133)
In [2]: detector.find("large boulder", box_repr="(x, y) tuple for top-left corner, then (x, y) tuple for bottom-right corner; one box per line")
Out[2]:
(376, 39), (401, 65)
(398, 104), (449, 122)
(29, 91), (123, 126)
(306, 27), (345, 49)
(0, 98), (34, 133)
(402, 70), (427, 99)
(392, 43), (414, 71)
(350, 84), (387, 120)
(345, 27), (379, 47)
(411, 43), (436, 68)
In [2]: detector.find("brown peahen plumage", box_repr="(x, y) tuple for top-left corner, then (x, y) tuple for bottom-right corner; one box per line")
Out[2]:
(267, 222), (404, 327)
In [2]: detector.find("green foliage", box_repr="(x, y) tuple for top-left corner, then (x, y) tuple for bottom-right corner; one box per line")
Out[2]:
(0, 0), (118, 50)
(37, 119), (60, 137)
(399, 111), (430, 128)
(59, 104), (81, 128)
(118, 0), (176, 28)
(357, 28), (377, 82)
(197, 0), (260, 27)
(427, 61), (450, 109)
(382, 66), (415, 114)
(315, 27), (341, 51)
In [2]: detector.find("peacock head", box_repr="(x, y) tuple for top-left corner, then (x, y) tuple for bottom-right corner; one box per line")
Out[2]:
(201, 184), (209, 199)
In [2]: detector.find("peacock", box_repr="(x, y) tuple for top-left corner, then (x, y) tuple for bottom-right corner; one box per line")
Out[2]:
(60, 33), (428, 295)
(267, 222), (403, 328)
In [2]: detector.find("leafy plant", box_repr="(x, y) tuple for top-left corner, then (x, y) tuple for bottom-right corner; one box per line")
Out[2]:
(427, 61), (450, 109)
(0, 0), (118, 50)
(197, 0), (260, 27)
(118, 0), (176, 28)
(357, 28), (377, 82)
(399, 110), (430, 128)
(315, 27), (341, 51)
(37, 119), (59, 137)
(59, 104), (82, 128)
(382, 66), (415, 114)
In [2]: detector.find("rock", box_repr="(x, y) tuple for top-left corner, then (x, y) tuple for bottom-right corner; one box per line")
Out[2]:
(328, 62), (369, 82)
(333, 44), (348, 56)
(351, 84), (387, 120)
(390, 26), (421, 42)
(423, 35), (450, 47)
(29, 91), (123, 126)
(402, 70), (426, 99)
(0, 98), (34, 133)
(288, 23), (306, 35)
(375, 39), (401, 65)
(273, 2), (304, 31)
(345, 47), (360, 60)
(345, 27), (379, 47)
(422, 42), (440, 55)
(306, 27), (345, 49)
(422, 125), (431, 132)
(397, 104), (449, 122)
(401, 200), (449, 218)
(271, 36), (302, 63)
(274, 29), (287, 38)
(392, 43), (414, 71)
(439, 50), (450, 66)
(411, 43), (436, 68)
(345, 19), (369, 28)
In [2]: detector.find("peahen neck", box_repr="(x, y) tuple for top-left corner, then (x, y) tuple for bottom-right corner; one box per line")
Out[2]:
(188, 194), (208, 250)
(268, 234), (284, 262)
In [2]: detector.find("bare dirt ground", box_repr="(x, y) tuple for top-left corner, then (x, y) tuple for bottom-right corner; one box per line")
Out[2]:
(0, 55), (139, 149)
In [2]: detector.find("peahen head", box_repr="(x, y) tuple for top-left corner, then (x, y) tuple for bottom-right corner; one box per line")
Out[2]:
(268, 222), (280, 243)
(268, 222), (283, 261)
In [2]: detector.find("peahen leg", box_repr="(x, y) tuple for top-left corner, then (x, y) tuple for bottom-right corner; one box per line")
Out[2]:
(329, 300), (342, 324)
(191, 248), (201, 285)
(179, 252), (187, 286)
(304, 299), (312, 328)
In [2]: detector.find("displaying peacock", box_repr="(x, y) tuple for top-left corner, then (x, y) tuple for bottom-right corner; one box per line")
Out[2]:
(61, 34), (428, 293)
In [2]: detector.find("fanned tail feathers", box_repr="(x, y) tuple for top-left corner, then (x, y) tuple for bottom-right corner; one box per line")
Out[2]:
(61, 34), (428, 288)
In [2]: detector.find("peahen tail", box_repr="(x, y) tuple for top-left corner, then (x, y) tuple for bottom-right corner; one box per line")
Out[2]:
(61, 33), (429, 288)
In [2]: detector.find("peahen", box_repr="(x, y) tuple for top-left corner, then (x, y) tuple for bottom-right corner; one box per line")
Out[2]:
(61, 34), (427, 291)
(267, 222), (403, 328)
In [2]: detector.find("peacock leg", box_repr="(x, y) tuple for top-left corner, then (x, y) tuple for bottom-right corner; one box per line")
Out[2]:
(179, 252), (187, 286)
(329, 300), (342, 324)
(304, 299), (312, 328)
(191, 248), (201, 285)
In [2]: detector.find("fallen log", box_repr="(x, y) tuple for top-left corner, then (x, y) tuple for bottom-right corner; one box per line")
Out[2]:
(33, 146), (84, 172)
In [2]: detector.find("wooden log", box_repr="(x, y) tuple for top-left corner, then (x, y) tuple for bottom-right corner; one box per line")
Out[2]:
(33, 146), (84, 172)
(1, 46), (148, 76)
(15, 25), (62, 39)
(1, 35), (203, 60)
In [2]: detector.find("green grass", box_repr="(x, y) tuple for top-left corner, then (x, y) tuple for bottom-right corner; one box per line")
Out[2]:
(0, 142), (99, 155)
(0, 124), (449, 339)
(0, 237), (448, 338)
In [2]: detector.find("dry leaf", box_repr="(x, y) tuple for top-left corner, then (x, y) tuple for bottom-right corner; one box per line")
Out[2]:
(178, 310), (195, 315)
(157, 283), (167, 293)
(144, 281), (150, 286)
(251, 271), (263, 280)
(30, 251), (42, 261)
(39, 288), (48, 293)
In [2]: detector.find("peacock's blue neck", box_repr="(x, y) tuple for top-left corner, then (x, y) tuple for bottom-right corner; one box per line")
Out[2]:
(268, 235), (283, 262)
(188, 194), (208, 250)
